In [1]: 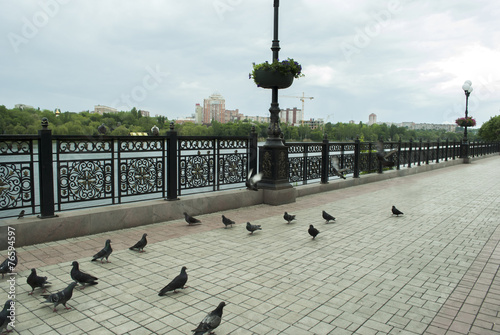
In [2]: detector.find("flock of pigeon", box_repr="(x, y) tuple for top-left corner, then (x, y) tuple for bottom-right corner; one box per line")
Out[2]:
(0, 203), (404, 334)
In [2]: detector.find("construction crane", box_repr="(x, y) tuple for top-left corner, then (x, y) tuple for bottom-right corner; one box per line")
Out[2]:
(280, 92), (314, 124)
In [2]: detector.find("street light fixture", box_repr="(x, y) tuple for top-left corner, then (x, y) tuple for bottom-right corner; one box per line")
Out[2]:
(461, 80), (473, 162)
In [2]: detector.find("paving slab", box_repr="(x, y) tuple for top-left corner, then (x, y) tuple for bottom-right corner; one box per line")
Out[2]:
(0, 155), (499, 334)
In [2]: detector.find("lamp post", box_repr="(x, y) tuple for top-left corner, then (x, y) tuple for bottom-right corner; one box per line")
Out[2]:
(461, 80), (473, 163)
(257, 0), (293, 191)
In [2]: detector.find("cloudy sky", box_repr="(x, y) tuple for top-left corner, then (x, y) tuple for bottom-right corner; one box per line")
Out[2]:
(1, 0), (499, 126)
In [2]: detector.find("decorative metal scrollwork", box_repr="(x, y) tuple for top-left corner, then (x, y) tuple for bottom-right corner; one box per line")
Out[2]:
(179, 139), (214, 150)
(0, 140), (32, 155)
(59, 160), (113, 202)
(218, 154), (247, 184)
(119, 158), (163, 195)
(219, 139), (248, 149)
(179, 154), (214, 189)
(58, 140), (112, 153)
(0, 163), (32, 208)
(306, 156), (321, 180)
(289, 157), (303, 183)
(287, 145), (304, 154)
(119, 140), (163, 152)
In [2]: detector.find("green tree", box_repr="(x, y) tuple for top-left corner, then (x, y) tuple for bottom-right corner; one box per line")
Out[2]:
(478, 115), (500, 141)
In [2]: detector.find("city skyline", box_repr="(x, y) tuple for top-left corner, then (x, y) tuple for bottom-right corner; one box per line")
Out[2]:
(1, 1), (499, 127)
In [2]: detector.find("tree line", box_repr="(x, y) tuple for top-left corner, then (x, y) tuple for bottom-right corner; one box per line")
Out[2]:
(1, 105), (497, 142)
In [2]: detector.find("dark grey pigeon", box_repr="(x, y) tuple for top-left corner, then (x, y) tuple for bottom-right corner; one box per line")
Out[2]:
(41, 282), (77, 312)
(27, 268), (51, 295)
(71, 261), (98, 289)
(376, 141), (397, 167)
(0, 300), (13, 334)
(392, 206), (404, 216)
(151, 125), (159, 136)
(246, 168), (263, 191)
(246, 222), (262, 234)
(331, 156), (347, 179)
(98, 123), (107, 135)
(91, 239), (112, 263)
(322, 210), (335, 223)
(159, 266), (188, 296)
(129, 233), (148, 252)
(221, 215), (235, 228)
(17, 209), (25, 219)
(308, 225), (320, 239)
(184, 212), (201, 225)
(283, 212), (296, 224)
(192, 302), (226, 335)
(0, 250), (17, 279)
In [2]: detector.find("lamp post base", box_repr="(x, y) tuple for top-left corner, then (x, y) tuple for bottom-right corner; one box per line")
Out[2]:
(258, 145), (292, 190)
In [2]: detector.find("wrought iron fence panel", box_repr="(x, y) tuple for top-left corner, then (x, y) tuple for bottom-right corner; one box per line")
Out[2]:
(289, 156), (304, 183)
(306, 155), (322, 180)
(58, 159), (114, 205)
(217, 152), (248, 186)
(359, 152), (378, 173)
(0, 136), (36, 216)
(117, 138), (166, 201)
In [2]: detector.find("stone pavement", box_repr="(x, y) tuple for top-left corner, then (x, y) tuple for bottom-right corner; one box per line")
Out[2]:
(1, 155), (499, 334)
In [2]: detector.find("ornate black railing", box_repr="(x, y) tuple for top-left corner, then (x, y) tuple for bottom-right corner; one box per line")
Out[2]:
(1, 126), (499, 218)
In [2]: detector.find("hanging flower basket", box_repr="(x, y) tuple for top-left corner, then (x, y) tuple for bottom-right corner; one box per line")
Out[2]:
(250, 58), (303, 89)
(455, 116), (476, 127)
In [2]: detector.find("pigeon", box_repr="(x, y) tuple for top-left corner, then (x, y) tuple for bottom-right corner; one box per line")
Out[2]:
(283, 212), (296, 224)
(322, 210), (335, 223)
(221, 215), (235, 228)
(71, 261), (98, 289)
(27, 268), (51, 295)
(151, 125), (159, 136)
(246, 168), (263, 191)
(0, 251), (17, 279)
(392, 206), (404, 216)
(308, 225), (320, 239)
(192, 302), (226, 335)
(98, 123), (107, 135)
(376, 141), (397, 167)
(91, 239), (112, 263)
(129, 233), (148, 252)
(0, 300), (13, 334)
(246, 222), (262, 234)
(331, 156), (347, 179)
(17, 209), (25, 219)
(184, 212), (201, 225)
(41, 282), (77, 312)
(159, 266), (188, 296)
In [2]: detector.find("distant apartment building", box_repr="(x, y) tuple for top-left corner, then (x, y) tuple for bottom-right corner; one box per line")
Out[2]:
(94, 105), (118, 115)
(139, 110), (150, 117)
(376, 120), (456, 132)
(15, 104), (34, 110)
(195, 104), (203, 124)
(203, 92), (225, 123)
(280, 107), (303, 125)
(245, 115), (270, 123)
(302, 118), (324, 130)
(368, 113), (377, 125)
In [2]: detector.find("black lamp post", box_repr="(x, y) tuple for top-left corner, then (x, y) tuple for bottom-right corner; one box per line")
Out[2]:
(461, 80), (473, 162)
(257, 0), (292, 190)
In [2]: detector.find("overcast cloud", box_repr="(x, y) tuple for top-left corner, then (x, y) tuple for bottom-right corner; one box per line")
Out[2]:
(1, 0), (499, 126)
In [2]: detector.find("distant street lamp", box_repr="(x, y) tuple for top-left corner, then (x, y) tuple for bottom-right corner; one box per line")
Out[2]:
(461, 80), (473, 162)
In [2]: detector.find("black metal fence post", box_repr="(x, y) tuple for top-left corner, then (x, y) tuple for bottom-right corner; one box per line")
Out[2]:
(377, 139), (383, 174)
(166, 122), (179, 201)
(38, 118), (56, 218)
(396, 138), (401, 170)
(408, 139), (413, 168)
(436, 139), (440, 163)
(249, 126), (258, 177)
(353, 137), (360, 178)
(445, 139), (449, 161)
(321, 134), (329, 184)
(426, 140), (430, 164)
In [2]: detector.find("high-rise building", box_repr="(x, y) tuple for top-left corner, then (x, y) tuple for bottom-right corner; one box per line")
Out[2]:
(195, 104), (203, 124)
(280, 107), (303, 125)
(368, 113), (377, 125)
(203, 92), (225, 124)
